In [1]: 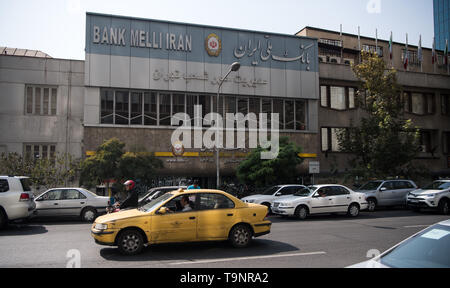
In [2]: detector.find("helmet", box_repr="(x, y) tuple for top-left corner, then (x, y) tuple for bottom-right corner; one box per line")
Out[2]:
(123, 180), (135, 190)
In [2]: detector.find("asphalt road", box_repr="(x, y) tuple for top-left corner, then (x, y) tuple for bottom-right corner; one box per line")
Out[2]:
(0, 209), (448, 268)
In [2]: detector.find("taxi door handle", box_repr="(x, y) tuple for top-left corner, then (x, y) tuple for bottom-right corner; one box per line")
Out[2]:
(189, 216), (196, 220)
(227, 214), (234, 216)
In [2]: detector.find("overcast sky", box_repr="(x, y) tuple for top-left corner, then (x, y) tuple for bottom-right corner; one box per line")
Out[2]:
(0, 0), (435, 60)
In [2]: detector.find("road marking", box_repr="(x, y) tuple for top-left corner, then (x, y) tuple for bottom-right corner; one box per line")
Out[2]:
(170, 251), (327, 266)
(403, 225), (430, 228)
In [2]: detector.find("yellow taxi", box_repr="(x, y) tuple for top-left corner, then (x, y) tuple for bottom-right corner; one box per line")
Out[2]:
(91, 189), (271, 255)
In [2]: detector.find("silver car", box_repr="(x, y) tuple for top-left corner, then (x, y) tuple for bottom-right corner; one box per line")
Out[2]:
(356, 180), (418, 212)
(349, 219), (450, 268)
(34, 188), (109, 222)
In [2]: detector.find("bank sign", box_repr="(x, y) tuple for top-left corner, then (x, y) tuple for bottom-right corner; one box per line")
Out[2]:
(85, 13), (319, 99)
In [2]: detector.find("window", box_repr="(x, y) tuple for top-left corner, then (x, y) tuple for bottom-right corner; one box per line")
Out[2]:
(41, 190), (63, 201)
(278, 186), (300, 196)
(97, 89), (310, 132)
(443, 132), (450, 155)
(285, 100), (295, 130)
(403, 92), (435, 115)
(62, 190), (86, 200)
(101, 89), (114, 124)
(442, 94), (450, 116)
(333, 187), (350, 195)
(130, 92), (143, 125)
(321, 85), (356, 110)
(144, 92), (157, 126)
(321, 127), (346, 152)
(25, 85), (57, 116)
(330, 86), (346, 110)
(295, 100), (307, 130)
(0, 179), (9, 193)
(115, 91), (129, 125)
(198, 193), (234, 210)
(419, 131), (432, 153)
(159, 93), (171, 126)
(24, 144), (56, 161)
(362, 44), (383, 57)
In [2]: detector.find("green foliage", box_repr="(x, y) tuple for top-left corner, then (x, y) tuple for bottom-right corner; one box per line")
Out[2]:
(79, 138), (163, 188)
(0, 152), (80, 190)
(236, 137), (303, 187)
(337, 51), (420, 179)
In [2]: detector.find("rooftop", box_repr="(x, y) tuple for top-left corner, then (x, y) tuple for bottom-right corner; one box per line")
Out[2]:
(0, 47), (52, 58)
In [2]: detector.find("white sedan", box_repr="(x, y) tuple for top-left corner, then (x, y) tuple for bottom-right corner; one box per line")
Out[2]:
(272, 184), (368, 219)
(241, 185), (308, 213)
(34, 188), (109, 222)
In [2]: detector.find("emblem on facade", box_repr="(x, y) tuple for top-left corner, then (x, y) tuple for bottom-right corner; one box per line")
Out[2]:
(172, 141), (185, 157)
(205, 33), (222, 57)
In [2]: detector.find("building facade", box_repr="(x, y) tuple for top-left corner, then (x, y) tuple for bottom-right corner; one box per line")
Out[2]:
(434, 0), (450, 51)
(298, 27), (450, 181)
(0, 48), (85, 160)
(1, 13), (449, 189)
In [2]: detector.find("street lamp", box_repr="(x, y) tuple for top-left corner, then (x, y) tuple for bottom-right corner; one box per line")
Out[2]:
(216, 62), (240, 189)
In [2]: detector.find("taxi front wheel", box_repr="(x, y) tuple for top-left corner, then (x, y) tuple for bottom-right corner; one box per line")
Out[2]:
(117, 229), (144, 255)
(229, 224), (252, 248)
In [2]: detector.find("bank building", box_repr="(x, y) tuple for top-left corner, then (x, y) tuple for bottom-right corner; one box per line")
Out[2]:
(1, 13), (449, 189)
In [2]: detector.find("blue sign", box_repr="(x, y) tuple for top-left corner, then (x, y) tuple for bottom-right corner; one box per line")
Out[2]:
(86, 13), (318, 72)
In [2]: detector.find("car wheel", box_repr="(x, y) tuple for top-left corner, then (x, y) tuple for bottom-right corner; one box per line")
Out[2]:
(81, 207), (97, 223)
(347, 204), (360, 217)
(438, 199), (449, 215)
(229, 224), (252, 248)
(367, 198), (377, 212)
(118, 229), (144, 255)
(294, 205), (308, 220)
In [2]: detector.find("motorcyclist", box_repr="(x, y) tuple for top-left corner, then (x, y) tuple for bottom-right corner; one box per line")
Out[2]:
(116, 180), (139, 210)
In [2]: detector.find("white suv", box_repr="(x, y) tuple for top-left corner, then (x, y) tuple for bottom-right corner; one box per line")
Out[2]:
(406, 180), (450, 215)
(272, 184), (368, 219)
(0, 176), (36, 228)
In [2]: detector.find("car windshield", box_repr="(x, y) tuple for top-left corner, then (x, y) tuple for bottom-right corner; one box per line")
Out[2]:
(423, 181), (450, 190)
(262, 186), (281, 195)
(139, 193), (173, 213)
(358, 181), (383, 191)
(307, 186), (319, 193)
(294, 187), (313, 197)
(380, 224), (450, 268)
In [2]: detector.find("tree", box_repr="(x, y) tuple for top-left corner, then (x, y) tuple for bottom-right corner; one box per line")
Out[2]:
(79, 138), (163, 192)
(337, 51), (420, 179)
(0, 152), (80, 191)
(236, 137), (303, 187)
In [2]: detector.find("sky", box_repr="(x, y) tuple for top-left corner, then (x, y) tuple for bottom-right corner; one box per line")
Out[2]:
(0, 0), (435, 60)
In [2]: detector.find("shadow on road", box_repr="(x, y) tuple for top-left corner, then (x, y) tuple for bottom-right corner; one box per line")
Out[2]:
(99, 238), (299, 263)
(268, 208), (445, 224)
(0, 223), (48, 236)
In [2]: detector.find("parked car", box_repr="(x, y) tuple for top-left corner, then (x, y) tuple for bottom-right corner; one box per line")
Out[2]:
(407, 180), (450, 214)
(138, 186), (187, 206)
(92, 188), (271, 255)
(0, 176), (36, 229)
(349, 219), (450, 268)
(272, 184), (368, 219)
(240, 185), (308, 213)
(34, 188), (110, 222)
(356, 180), (418, 212)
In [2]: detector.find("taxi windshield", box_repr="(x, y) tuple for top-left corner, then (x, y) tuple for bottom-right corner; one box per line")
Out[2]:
(139, 193), (173, 213)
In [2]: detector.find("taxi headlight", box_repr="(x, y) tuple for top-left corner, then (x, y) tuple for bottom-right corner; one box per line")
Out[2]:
(95, 223), (108, 230)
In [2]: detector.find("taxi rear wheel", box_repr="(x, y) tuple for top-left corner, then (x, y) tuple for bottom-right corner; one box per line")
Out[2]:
(117, 229), (144, 255)
(229, 224), (252, 248)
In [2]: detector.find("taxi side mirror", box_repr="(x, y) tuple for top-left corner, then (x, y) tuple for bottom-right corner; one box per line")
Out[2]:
(158, 207), (168, 215)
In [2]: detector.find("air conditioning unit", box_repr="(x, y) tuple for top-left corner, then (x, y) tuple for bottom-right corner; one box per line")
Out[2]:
(343, 58), (354, 66)
(329, 57), (341, 64)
